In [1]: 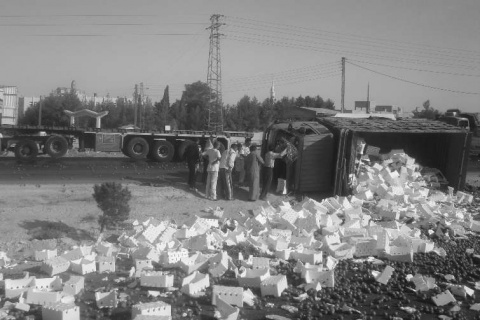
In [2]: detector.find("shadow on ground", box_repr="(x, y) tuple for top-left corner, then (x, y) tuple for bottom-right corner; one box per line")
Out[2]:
(19, 220), (95, 242)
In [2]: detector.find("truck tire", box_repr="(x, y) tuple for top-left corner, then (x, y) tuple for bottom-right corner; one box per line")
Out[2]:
(178, 140), (195, 161)
(125, 137), (150, 159)
(45, 135), (69, 158)
(150, 140), (174, 162)
(14, 140), (39, 161)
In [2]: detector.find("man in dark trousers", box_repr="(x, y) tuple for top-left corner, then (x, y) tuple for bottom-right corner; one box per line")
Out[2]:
(184, 139), (201, 192)
(260, 144), (286, 200)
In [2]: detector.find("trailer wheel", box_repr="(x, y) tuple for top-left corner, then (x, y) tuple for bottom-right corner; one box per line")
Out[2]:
(125, 137), (150, 159)
(45, 135), (69, 158)
(150, 140), (174, 162)
(14, 140), (39, 161)
(178, 140), (195, 161)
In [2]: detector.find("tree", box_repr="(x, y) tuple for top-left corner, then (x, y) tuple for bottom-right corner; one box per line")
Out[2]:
(237, 96), (261, 131)
(295, 96), (305, 107)
(94, 100), (120, 129)
(322, 98), (335, 110)
(259, 98), (275, 129)
(154, 85), (170, 130)
(304, 96), (313, 108)
(92, 182), (132, 233)
(142, 97), (156, 131)
(313, 95), (324, 108)
(19, 92), (83, 126)
(413, 100), (441, 119)
(170, 81), (211, 130)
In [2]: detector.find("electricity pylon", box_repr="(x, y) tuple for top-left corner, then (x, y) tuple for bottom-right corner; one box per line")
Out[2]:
(206, 14), (224, 132)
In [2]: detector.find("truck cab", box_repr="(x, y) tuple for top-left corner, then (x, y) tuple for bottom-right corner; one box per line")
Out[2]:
(439, 111), (480, 157)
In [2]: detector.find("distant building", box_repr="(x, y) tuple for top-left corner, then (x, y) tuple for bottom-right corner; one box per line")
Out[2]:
(54, 81), (117, 106)
(354, 101), (404, 116)
(375, 105), (403, 115)
(354, 101), (375, 113)
(0, 86), (18, 125)
(19, 81), (132, 119)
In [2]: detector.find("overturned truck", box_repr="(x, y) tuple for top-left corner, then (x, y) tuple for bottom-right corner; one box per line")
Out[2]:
(262, 117), (471, 197)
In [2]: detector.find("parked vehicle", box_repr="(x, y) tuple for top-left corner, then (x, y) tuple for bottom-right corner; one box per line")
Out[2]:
(438, 111), (480, 157)
(0, 119), (252, 162)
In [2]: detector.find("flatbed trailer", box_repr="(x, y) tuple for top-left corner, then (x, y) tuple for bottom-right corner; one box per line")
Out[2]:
(0, 124), (252, 162)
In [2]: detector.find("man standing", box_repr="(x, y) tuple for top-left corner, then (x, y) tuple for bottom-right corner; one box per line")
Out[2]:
(184, 140), (201, 192)
(235, 137), (251, 186)
(203, 141), (222, 200)
(260, 145), (286, 200)
(245, 144), (264, 201)
(219, 143), (238, 200)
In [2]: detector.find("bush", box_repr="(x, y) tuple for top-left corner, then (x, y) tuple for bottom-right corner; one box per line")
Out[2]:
(92, 182), (132, 232)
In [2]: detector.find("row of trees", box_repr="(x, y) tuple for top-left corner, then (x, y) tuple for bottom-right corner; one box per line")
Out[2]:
(19, 81), (335, 131)
(412, 100), (442, 120)
(20, 81), (443, 131)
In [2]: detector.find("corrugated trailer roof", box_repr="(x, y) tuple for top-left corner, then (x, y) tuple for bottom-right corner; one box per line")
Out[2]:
(317, 117), (467, 134)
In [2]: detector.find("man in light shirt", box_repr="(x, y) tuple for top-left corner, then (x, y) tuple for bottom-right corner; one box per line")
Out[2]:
(235, 137), (251, 186)
(259, 145), (287, 200)
(202, 140), (222, 200)
(218, 143), (238, 200)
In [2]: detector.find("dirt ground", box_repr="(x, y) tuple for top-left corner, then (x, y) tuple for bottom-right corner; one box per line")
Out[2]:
(0, 178), (295, 250)
(0, 157), (479, 253)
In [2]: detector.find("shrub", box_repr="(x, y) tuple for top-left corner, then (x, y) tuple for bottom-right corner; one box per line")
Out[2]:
(92, 182), (132, 232)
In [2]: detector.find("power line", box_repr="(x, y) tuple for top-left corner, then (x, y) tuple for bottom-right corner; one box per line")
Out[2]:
(145, 62), (340, 92)
(347, 60), (479, 95)
(223, 72), (341, 93)
(227, 16), (480, 58)
(0, 22), (207, 26)
(224, 61), (340, 83)
(347, 59), (480, 77)
(224, 66), (341, 86)
(225, 30), (479, 67)
(26, 33), (199, 37)
(226, 23), (480, 64)
(226, 34), (478, 70)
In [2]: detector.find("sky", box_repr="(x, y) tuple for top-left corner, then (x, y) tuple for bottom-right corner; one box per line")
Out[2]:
(1, 0), (479, 113)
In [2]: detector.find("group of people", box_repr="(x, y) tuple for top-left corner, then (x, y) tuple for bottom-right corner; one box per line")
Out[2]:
(184, 137), (287, 201)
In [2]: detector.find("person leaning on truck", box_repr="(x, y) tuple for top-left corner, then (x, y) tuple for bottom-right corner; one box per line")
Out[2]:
(259, 144), (287, 200)
(202, 140), (222, 201)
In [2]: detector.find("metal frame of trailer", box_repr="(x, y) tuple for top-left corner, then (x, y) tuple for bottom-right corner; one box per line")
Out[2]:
(0, 124), (253, 162)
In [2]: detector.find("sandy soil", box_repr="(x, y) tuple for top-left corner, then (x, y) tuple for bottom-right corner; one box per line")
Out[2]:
(0, 181), (293, 250)
(0, 158), (478, 256)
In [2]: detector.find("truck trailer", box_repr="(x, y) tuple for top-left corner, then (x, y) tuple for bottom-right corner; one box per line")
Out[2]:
(0, 124), (252, 162)
(261, 117), (471, 197)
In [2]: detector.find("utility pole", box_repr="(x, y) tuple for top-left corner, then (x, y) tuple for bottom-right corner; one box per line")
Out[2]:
(133, 84), (138, 128)
(367, 82), (370, 113)
(139, 82), (144, 129)
(206, 14), (225, 132)
(38, 96), (43, 126)
(341, 57), (345, 113)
